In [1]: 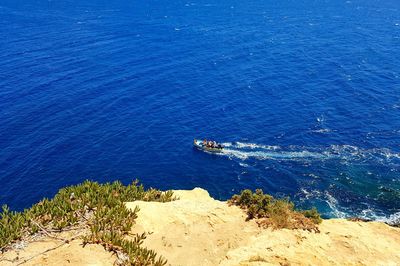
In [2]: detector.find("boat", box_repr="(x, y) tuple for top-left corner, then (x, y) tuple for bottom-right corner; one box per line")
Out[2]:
(193, 139), (224, 153)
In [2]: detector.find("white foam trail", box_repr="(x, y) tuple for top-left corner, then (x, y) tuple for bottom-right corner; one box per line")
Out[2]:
(328, 145), (400, 162)
(220, 148), (326, 161)
(205, 141), (400, 168)
(218, 142), (328, 161)
(220, 149), (249, 160)
(221, 142), (233, 147)
(218, 142), (400, 164)
(234, 142), (280, 150)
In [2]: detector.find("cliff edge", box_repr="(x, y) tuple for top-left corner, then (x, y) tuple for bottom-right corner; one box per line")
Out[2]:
(2, 188), (400, 266)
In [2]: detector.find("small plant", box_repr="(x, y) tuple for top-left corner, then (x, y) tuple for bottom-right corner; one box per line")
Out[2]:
(0, 205), (27, 249)
(0, 180), (175, 265)
(229, 189), (322, 231)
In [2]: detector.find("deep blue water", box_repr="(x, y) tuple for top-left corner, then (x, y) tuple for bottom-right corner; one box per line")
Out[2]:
(1, 0), (400, 223)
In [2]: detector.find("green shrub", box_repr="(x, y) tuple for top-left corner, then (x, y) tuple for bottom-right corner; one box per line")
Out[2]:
(229, 189), (321, 231)
(0, 180), (175, 265)
(301, 207), (322, 224)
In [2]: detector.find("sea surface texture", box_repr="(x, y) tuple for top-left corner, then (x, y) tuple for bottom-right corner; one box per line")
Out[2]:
(0, 0), (399, 222)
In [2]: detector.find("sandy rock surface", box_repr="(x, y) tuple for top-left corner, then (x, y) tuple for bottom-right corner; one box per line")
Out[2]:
(1, 188), (399, 266)
(0, 230), (114, 266)
(126, 188), (260, 266)
(126, 188), (400, 266)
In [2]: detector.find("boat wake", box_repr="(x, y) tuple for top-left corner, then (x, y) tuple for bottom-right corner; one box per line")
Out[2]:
(216, 141), (400, 164)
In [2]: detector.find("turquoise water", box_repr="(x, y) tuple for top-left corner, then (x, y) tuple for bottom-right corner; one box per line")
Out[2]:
(0, 0), (399, 223)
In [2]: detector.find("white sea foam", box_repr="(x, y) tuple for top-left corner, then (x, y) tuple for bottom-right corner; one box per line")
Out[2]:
(297, 189), (400, 223)
(312, 128), (331, 133)
(325, 192), (347, 218)
(300, 188), (312, 199)
(327, 145), (400, 162)
(239, 162), (249, 167)
(358, 209), (400, 225)
(381, 212), (400, 225)
(299, 188), (324, 202)
(309, 173), (320, 179)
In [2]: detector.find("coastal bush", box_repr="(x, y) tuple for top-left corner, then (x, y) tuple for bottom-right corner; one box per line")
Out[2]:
(229, 189), (322, 231)
(0, 180), (175, 265)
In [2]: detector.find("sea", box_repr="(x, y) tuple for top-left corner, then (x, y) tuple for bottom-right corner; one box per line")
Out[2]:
(0, 0), (399, 224)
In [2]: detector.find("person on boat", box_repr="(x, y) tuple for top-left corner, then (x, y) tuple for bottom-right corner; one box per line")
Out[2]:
(208, 141), (214, 148)
(203, 139), (207, 146)
(213, 141), (217, 147)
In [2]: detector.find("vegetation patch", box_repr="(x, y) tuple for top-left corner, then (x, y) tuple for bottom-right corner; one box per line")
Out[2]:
(0, 180), (175, 265)
(229, 189), (322, 231)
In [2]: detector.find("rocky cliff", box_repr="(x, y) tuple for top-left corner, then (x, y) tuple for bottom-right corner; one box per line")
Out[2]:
(2, 188), (400, 266)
